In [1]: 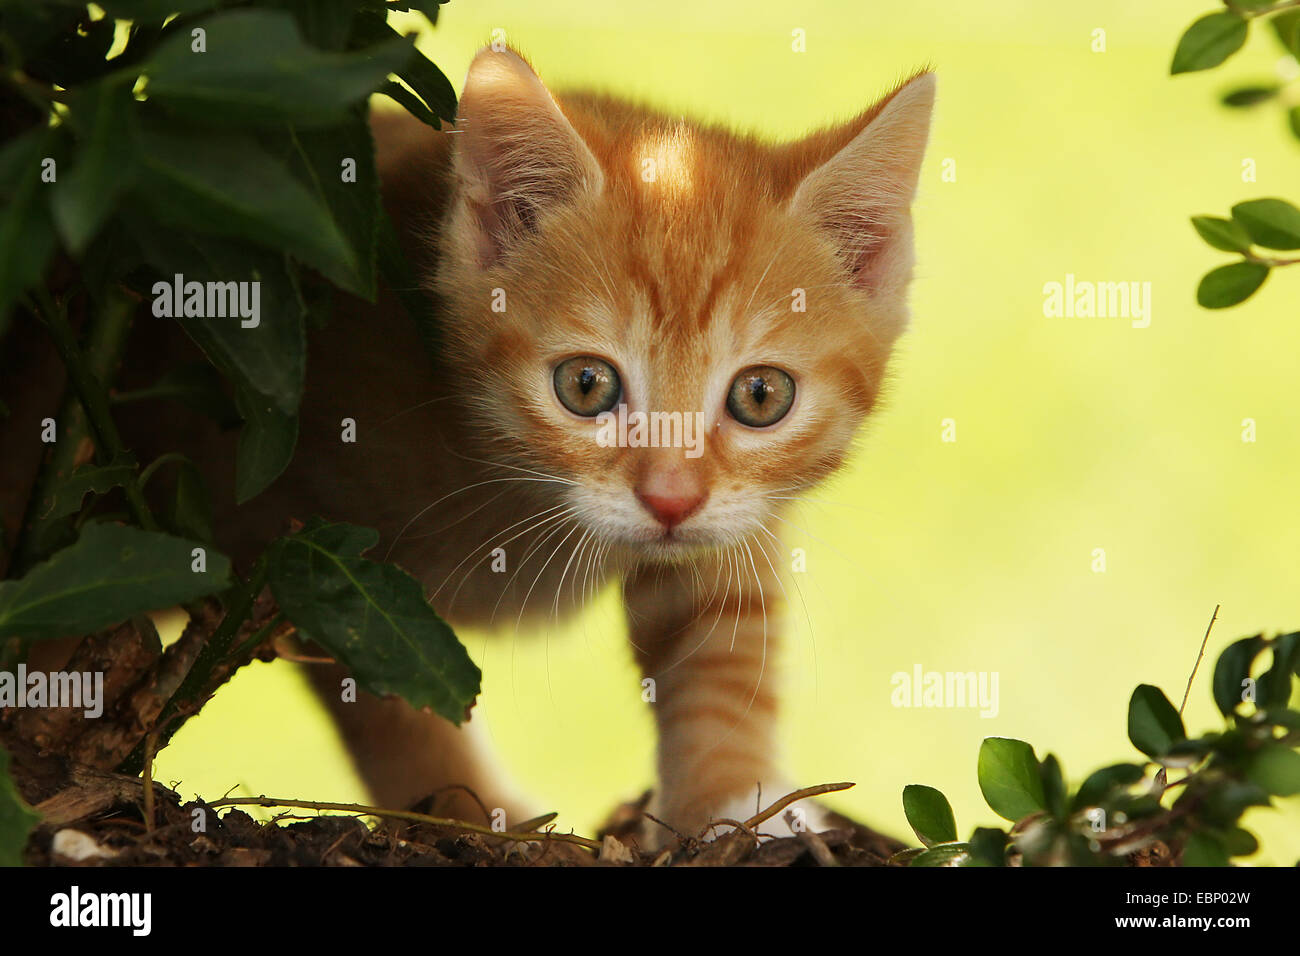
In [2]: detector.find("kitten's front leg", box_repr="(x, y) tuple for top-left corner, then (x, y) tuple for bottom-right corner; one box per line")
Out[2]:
(622, 538), (831, 847)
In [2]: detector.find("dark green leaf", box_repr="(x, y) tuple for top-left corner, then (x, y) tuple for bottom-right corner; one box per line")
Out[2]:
(978, 737), (1046, 822)
(1039, 753), (1067, 819)
(380, 80), (441, 129)
(966, 827), (1007, 867)
(1198, 779), (1270, 827)
(0, 746), (40, 867)
(1220, 85), (1278, 107)
(0, 127), (59, 322)
(901, 784), (957, 847)
(1171, 12), (1249, 75)
(1231, 198), (1300, 250)
(169, 458), (214, 544)
(144, 10), (415, 128)
(1182, 831), (1229, 867)
(114, 362), (241, 428)
(1127, 684), (1185, 758)
(0, 523), (231, 641)
(272, 0), (358, 50)
(1289, 106), (1300, 142)
(887, 846), (925, 864)
(267, 519), (480, 723)
(129, 117), (362, 293)
(1259, 632), (1299, 709)
(1219, 826), (1258, 858)
(40, 455), (139, 522)
(1197, 261), (1269, 309)
(1246, 744), (1300, 796)
(352, 13), (456, 122)
(1071, 763), (1145, 813)
(1191, 215), (1253, 253)
(233, 386), (299, 504)
(123, 217), (307, 416)
(95, 0), (220, 20)
(1272, 9), (1300, 57)
(50, 77), (136, 254)
(909, 843), (971, 867)
(1213, 634), (1264, 715)
(280, 117), (380, 301)
(1269, 709), (1300, 730)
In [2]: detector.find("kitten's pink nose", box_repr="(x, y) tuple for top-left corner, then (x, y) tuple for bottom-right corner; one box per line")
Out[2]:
(637, 490), (706, 529)
(635, 471), (707, 531)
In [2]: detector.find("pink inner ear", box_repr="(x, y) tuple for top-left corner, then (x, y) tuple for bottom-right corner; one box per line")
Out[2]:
(820, 206), (895, 288)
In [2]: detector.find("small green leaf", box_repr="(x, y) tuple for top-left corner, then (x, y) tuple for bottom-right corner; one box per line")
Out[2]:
(966, 827), (1008, 867)
(909, 843), (971, 867)
(1071, 763), (1146, 813)
(1220, 85), (1278, 107)
(1289, 106), (1300, 142)
(1197, 261), (1269, 309)
(40, 455), (139, 523)
(1259, 632), (1300, 709)
(1213, 634), (1264, 715)
(1127, 684), (1186, 759)
(1231, 198), (1300, 250)
(1246, 744), (1300, 796)
(0, 523), (231, 641)
(1220, 826), (1258, 858)
(902, 784), (957, 847)
(1171, 12), (1249, 75)
(233, 386), (299, 504)
(1182, 831), (1230, 867)
(267, 518), (480, 724)
(169, 458), (214, 545)
(1272, 8), (1300, 58)
(1039, 753), (1067, 819)
(1191, 215), (1253, 253)
(978, 737), (1046, 823)
(0, 745), (40, 866)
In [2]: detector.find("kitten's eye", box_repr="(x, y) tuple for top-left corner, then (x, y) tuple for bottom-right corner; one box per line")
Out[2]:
(553, 356), (622, 417)
(727, 365), (795, 428)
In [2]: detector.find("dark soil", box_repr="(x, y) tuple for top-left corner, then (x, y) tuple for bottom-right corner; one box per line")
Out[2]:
(14, 744), (909, 867)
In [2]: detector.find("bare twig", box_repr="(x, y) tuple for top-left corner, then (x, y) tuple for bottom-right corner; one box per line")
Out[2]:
(204, 796), (603, 851)
(742, 781), (854, 830)
(1180, 604), (1219, 716)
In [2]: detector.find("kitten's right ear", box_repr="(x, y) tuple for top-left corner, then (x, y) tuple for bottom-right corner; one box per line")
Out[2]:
(451, 47), (603, 267)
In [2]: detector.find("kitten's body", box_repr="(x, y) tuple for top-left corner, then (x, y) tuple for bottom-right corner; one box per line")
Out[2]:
(109, 49), (934, 842)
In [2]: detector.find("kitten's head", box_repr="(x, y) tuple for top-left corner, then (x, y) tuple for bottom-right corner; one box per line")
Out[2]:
(434, 47), (933, 561)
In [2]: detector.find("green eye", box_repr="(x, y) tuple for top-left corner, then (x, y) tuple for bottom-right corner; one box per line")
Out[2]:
(553, 356), (621, 416)
(726, 365), (795, 428)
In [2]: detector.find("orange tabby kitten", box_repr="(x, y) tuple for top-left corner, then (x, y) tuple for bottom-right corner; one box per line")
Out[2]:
(126, 46), (934, 844)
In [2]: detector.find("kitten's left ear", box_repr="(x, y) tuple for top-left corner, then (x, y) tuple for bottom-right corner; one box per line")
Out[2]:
(788, 71), (935, 301)
(451, 46), (604, 267)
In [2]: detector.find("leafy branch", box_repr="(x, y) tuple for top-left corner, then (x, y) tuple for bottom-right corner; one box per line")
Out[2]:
(895, 627), (1300, 866)
(1173, 0), (1300, 307)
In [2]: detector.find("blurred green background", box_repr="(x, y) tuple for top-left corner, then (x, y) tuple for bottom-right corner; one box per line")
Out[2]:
(157, 0), (1300, 862)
